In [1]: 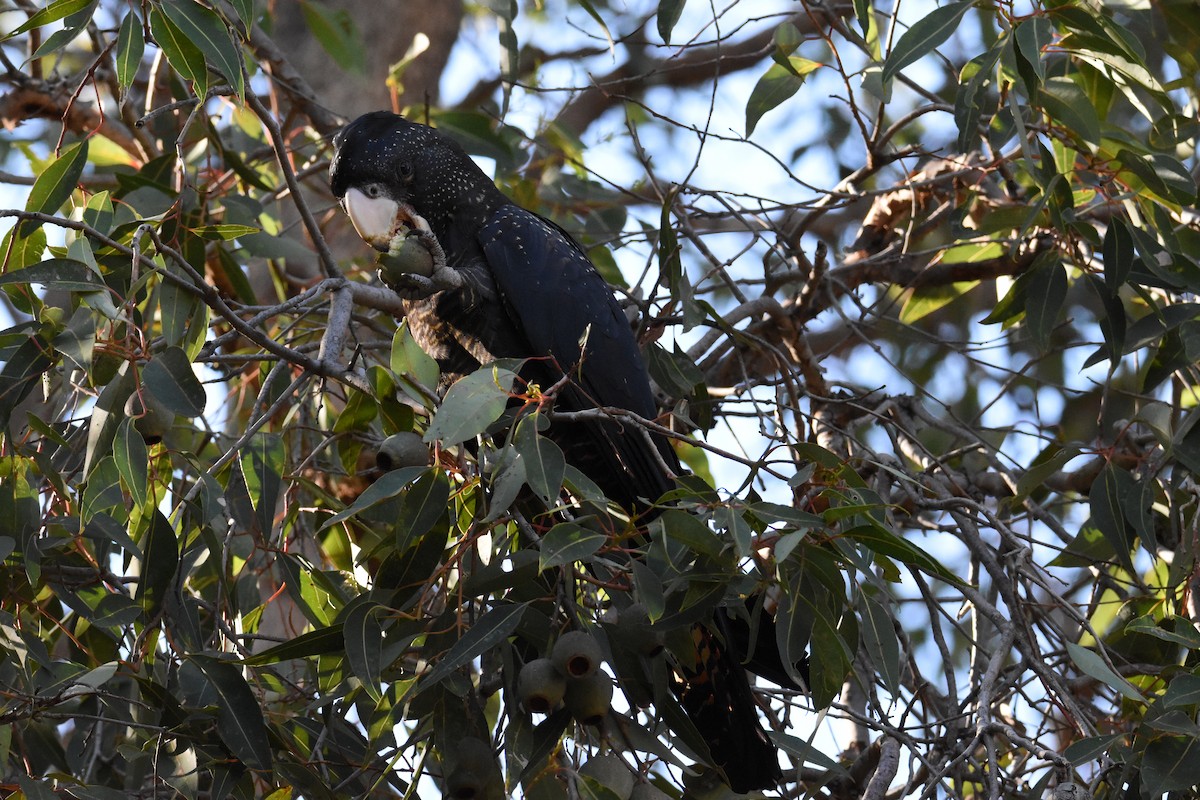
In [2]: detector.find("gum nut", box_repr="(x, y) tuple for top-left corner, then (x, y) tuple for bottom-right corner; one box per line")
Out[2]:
(552, 630), (603, 679)
(445, 768), (485, 800)
(378, 235), (435, 281)
(564, 671), (613, 725)
(376, 431), (428, 471)
(125, 392), (173, 444)
(620, 603), (664, 657)
(517, 657), (567, 713)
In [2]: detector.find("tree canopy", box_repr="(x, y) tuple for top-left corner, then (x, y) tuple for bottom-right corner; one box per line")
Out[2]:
(1, 0), (1199, 797)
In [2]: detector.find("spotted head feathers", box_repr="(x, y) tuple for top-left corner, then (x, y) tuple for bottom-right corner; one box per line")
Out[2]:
(330, 112), (508, 240)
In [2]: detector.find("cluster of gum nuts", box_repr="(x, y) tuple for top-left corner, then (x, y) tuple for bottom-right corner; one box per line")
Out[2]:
(515, 609), (668, 800)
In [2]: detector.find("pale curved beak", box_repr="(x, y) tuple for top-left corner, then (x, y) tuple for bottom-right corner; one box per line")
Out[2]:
(343, 187), (399, 252)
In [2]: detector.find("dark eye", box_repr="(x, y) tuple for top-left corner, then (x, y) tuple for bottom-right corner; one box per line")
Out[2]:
(398, 161), (414, 181)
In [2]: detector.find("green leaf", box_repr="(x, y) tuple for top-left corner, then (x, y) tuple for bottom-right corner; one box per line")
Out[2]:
(148, 7), (208, 92)
(657, 0), (687, 44)
(395, 469), (451, 550)
(241, 625), (345, 665)
(0, 259), (106, 292)
(845, 524), (962, 584)
(773, 22), (802, 61)
(113, 418), (148, 509)
(134, 510), (179, 616)
(189, 657), (273, 770)
(1065, 641), (1146, 703)
(514, 414), (565, 505)
(1090, 463), (1135, 571)
(882, 1), (974, 84)
(1063, 733), (1124, 765)
(900, 280), (980, 324)
(142, 346), (206, 418)
(187, 224), (262, 240)
(320, 466), (425, 531)
(417, 603), (526, 693)
(860, 592), (901, 695)
(424, 365), (517, 446)
(653, 509), (723, 559)
(1024, 257), (1066, 350)
(1038, 76), (1101, 151)
(3, 0), (94, 40)
(538, 522), (606, 570)
(299, 0), (365, 74)
(116, 11), (145, 89)
(1141, 736), (1200, 798)
(745, 61), (816, 136)
(240, 433), (284, 538)
(1013, 17), (1051, 94)
(1117, 149), (1197, 206)
(25, 140), (89, 218)
(229, 0), (260, 27)
(159, 0), (246, 98)
(1103, 216), (1135, 293)
(344, 602), (384, 702)
(391, 323), (440, 399)
(955, 43), (1002, 151)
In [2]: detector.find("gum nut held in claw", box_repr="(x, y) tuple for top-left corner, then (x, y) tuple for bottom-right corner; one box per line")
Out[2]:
(378, 234), (435, 282)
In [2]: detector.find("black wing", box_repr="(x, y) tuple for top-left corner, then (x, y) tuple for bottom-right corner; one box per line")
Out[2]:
(479, 205), (677, 509)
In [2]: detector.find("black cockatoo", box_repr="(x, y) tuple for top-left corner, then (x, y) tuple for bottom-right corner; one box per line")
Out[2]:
(330, 111), (783, 792)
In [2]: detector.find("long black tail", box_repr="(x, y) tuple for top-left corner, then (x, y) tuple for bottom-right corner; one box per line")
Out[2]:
(673, 623), (782, 792)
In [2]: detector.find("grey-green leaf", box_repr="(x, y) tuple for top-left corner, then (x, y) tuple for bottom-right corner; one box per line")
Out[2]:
(190, 657), (273, 770)
(657, 0), (687, 44)
(539, 522), (606, 571)
(424, 366), (517, 446)
(142, 346), (206, 418)
(515, 414), (565, 504)
(114, 418), (148, 509)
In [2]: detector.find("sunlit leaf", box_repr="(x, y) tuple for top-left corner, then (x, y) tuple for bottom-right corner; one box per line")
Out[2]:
(160, 0), (246, 98)
(745, 59), (819, 135)
(882, 1), (974, 84)
(148, 7), (208, 91)
(24, 140), (88, 219)
(116, 11), (144, 88)
(3, 0), (94, 39)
